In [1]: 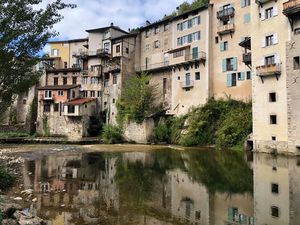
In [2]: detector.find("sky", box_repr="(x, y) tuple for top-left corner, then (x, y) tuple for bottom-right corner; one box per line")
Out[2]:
(40, 0), (193, 42)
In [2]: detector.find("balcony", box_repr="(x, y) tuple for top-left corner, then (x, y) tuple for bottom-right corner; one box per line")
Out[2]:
(217, 7), (235, 21)
(217, 23), (235, 35)
(256, 0), (273, 5)
(283, 0), (300, 17)
(256, 63), (281, 82)
(184, 51), (207, 62)
(181, 80), (194, 89)
(242, 53), (252, 65)
(103, 64), (121, 73)
(73, 49), (111, 59)
(40, 93), (53, 101)
(135, 61), (170, 72)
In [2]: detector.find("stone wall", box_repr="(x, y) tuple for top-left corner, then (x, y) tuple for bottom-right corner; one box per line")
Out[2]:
(0, 124), (29, 133)
(123, 118), (155, 144)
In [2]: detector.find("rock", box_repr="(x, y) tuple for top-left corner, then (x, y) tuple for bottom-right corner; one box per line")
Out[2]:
(13, 197), (22, 201)
(14, 211), (45, 225)
(1, 219), (18, 225)
(32, 198), (37, 202)
(21, 189), (33, 195)
(0, 203), (22, 218)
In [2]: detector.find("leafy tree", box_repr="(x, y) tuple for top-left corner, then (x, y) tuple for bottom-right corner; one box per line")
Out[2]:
(117, 73), (161, 125)
(0, 0), (76, 119)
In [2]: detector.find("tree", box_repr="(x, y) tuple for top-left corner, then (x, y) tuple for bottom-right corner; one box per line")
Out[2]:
(0, 0), (76, 120)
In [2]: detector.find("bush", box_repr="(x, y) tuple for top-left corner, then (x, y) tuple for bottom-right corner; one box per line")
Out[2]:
(151, 120), (170, 143)
(102, 125), (123, 144)
(0, 167), (15, 190)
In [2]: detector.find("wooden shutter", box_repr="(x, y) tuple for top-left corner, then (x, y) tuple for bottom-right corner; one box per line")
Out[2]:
(220, 42), (224, 51)
(261, 37), (266, 48)
(260, 9), (265, 21)
(273, 33), (278, 44)
(241, 0), (245, 8)
(232, 57), (238, 71)
(227, 74), (232, 87)
(273, 6), (278, 16)
(240, 72), (245, 80)
(222, 59), (227, 72)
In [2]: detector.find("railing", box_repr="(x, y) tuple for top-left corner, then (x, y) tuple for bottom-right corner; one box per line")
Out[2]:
(256, 63), (281, 76)
(242, 52), (252, 65)
(283, 0), (300, 11)
(181, 80), (194, 89)
(40, 93), (54, 100)
(103, 64), (121, 73)
(217, 7), (235, 20)
(135, 61), (170, 72)
(184, 51), (207, 61)
(217, 23), (235, 34)
(73, 49), (111, 58)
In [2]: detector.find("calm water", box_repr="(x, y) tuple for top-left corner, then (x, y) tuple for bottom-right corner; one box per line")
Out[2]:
(11, 145), (300, 225)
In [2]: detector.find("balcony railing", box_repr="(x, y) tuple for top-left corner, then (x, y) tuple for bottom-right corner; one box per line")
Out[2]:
(135, 61), (170, 72)
(40, 94), (54, 101)
(73, 49), (111, 58)
(242, 53), (252, 65)
(283, 0), (300, 16)
(181, 80), (194, 89)
(217, 23), (235, 35)
(103, 64), (121, 73)
(217, 7), (235, 20)
(256, 63), (281, 76)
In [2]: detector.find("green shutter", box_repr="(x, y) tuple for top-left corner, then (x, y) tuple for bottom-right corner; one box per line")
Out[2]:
(232, 57), (238, 71)
(197, 16), (201, 24)
(244, 13), (251, 23)
(240, 72), (245, 80)
(192, 47), (198, 59)
(188, 34), (192, 43)
(188, 20), (192, 28)
(241, 0), (245, 8)
(228, 207), (234, 221)
(222, 59), (227, 72)
(220, 42), (224, 51)
(227, 74), (232, 87)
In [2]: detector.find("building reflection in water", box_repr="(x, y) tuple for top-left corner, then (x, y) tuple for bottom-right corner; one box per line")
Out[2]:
(20, 149), (300, 225)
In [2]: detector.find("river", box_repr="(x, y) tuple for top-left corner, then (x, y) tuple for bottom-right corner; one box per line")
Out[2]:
(1, 144), (299, 225)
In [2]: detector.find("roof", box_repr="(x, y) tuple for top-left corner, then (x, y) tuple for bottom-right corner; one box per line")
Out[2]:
(65, 98), (96, 105)
(46, 68), (81, 73)
(38, 85), (80, 90)
(86, 25), (128, 34)
(47, 38), (88, 44)
(139, 4), (209, 31)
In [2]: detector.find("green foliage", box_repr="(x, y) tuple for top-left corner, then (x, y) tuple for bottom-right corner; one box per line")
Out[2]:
(179, 98), (252, 149)
(117, 73), (160, 125)
(0, 166), (15, 190)
(151, 119), (170, 143)
(29, 96), (38, 135)
(102, 124), (123, 144)
(172, 0), (208, 15)
(0, 0), (75, 116)
(0, 132), (29, 138)
(9, 107), (17, 125)
(42, 115), (50, 136)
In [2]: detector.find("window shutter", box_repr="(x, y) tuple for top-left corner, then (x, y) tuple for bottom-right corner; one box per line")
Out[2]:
(260, 9), (265, 21)
(261, 58), (265, 66)
(220, 42), (224, 51)
(222, 59), (227, 72)
(241, 0), (245, 8)
(227, 74), (232, 87)
(240, 72), (245, 80)
(198, 31), (201, 40)
(273, 6), (278, 16)
(232, 57), (238, 71)
(188, 34), (192, 43)
(198, 16), (201, 24)
(275, 54), (280, 64)
(261, 37), (266, 48)
(273, 33), (278, 44)
(244, 13), (251, 23)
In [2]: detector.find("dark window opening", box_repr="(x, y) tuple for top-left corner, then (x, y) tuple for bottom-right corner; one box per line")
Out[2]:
(126, 48), (129, 54)
(63, 77), (67, 85)
(44, 104), (51, 113)
(271, 183), (279, 194)
(269, 92), (276, 102)
(72, 77), (77, 85)
(116, 45), (120, 53)
(54, 103), (59, 112)
(163, 78), (167, 95)
(265, 55), (275, 65)
(215, 36), (219, 44)
(113, 98), (115, 103)
(270, 115), (277, 124)
(54, 77), (58, 85)
(272, 136), (277, 141)
(293, 56), (300, 70)
(68, 105), (75, 114)
(271, 206), (279, 218)
(246, 71), (251, 80)
(178, 76), (180, 80)
(195, 72), (200, 80)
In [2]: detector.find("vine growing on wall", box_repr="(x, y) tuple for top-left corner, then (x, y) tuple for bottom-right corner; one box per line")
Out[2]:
(42, 115), (50, 137)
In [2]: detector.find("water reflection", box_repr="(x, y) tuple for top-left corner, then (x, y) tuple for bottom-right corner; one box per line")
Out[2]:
(19, 148), (299, 225)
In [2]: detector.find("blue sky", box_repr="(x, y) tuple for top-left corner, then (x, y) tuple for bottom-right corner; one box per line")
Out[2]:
(40, 0), (193, 41)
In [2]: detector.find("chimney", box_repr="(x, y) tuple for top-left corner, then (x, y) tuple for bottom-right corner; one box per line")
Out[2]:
(176, 6), (180, 15)
(145, 20), (151, 26)
(128, 28), (131, 32)
(110, 22), (114, 27)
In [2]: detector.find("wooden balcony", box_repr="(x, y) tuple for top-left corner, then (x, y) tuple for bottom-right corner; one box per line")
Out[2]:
(256, 63), (281, 82)
(217, 7), (235, 21)
(217, 24), (235, 35)
(181, 80), (194, 89)
(283, 0), (300, 17)
(242, 53), (252, 65)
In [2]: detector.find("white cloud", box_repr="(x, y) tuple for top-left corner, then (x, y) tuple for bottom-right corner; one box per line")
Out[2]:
(38, 0), (193, 41)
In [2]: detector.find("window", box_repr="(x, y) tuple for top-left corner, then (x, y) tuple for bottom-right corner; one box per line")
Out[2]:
(237, 72), (245, 81)
(271, 183), (279, 194)
(266, 35), (274, 46)
(146, 29), (151, 37)
(104, 31), (110, 39)
(215, 36), (219, 44)
(270, 115), (277, 124)
(126, 47), (129, 54)
(112, 98), (115, 103)
(178, 76), (180, 80)
(241, 0), (250, 7)
(154, 40), (160, 48)
(82, 77), (88, 84)
(72, 77), (77, 85)
(64, 62), (67, 69)
(220, 41), (228, 51)
(228, 207), (239, 222)
(97, 91), (102, 97)
(164, 23), (169, 31)
(68, 105), (75, 114)
(63, 77), (67, 85)
(173, 50), (184, 58)
(177, 31), (200, 46)
(51, 48), (59, 56)
(43, 103), (51, 112)
(91, 77), (95, 84)
(227, 73), (237, 87)
(58, 90), (64, 96)
(90, 91), (95, 97)
(195, 72), (200, 80)
(294, 56), (300, 70)
(116, 45), (120, 53)
(195, 211), (201, 220)
(265, 55), (275, 65)
(295, 28), (300, 35)
(145, 44), (150, 51)
(269, 92), (276, 102)
(82, 91), (88, 98)
(223, 58), (237, 71)
(272, 136), (277, 141)
(54, 77), (58, 85)
(104, 42), (110, 52)
(72, 91), (75, 98)
(44, 90), (52, 99)
(271, 206), (279, 218)
(163, 78), (167, 95)
(54, 103), (59, 112)
(246, 71), (252, 80)
(155, 26), (160, 34)
(265, 7), (273, 19)
(113, 74), (117, 84)
(244, 13), (251, 23)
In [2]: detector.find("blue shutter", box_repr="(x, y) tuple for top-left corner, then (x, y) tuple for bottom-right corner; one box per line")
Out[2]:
(241, 0), (245, 8)
(188, 34), (192, 43)
(227, 74), (232, 87)
(188, 20), (192, 28)
(198, 31), (201, 40)
(232, 57), (238, 71)
(228, 207), (234, 221)
(240, 72), (245, 80)
(220, 42), (224, 51)
(222, 59), (227, 72)
(244, 13), (251, 23)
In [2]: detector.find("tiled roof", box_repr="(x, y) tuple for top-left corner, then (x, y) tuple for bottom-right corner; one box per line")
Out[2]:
(65, 98), (96, 105)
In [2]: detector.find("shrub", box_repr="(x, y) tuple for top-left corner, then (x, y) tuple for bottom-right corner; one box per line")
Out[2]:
(151, 120), (170, 143)
(102, 125), (123, 144)
(0, 167), (15, 190)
